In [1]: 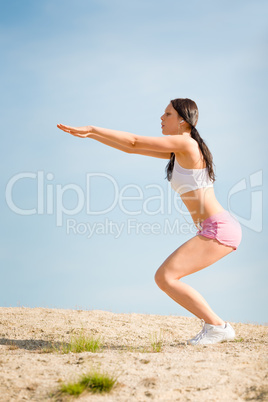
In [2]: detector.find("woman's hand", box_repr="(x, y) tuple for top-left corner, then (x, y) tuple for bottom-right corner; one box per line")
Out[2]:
(57, 124), (93, 138)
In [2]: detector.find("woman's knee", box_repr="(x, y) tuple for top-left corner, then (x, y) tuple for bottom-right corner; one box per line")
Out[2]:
(154, 268), (163, 288)
(154, 267), (173, 290)
(155, 261), (186, 290)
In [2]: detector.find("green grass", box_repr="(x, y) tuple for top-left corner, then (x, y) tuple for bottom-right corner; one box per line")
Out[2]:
(233, 337), (244, 343)
(53, 331), (102, 354)
(150, 331), (164, 352)
(120, 331), (164, 353)
(60, 370), (117, 396)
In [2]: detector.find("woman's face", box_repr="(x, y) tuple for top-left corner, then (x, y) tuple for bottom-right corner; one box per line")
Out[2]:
(161, 103), (181, 136)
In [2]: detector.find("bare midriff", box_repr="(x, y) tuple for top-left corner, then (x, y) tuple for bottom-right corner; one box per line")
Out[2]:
(180, 187), (225, 229)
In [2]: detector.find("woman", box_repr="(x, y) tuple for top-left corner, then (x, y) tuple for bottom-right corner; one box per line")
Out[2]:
(57, 98), (242, 345)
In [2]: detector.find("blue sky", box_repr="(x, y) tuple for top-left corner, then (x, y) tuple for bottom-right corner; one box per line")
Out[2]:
(1, 0), (267, 324)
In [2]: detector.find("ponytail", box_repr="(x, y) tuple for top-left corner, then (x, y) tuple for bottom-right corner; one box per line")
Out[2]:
(190, 126), (215, 182)
(165, 153), (175, 181)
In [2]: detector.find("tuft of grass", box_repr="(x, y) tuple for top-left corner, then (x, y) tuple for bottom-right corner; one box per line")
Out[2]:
(150, 331), (164, 353)
(122, 331), (165, 353)
(60, 370), (117, 396)
(233, 337), (244, 343)
(53, 331), (102, 354)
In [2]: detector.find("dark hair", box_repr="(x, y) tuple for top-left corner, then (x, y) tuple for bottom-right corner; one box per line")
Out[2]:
(165, 98), (216, 182)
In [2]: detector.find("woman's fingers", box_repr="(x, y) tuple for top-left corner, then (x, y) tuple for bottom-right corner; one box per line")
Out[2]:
(57, 124), (88, 138)
(73, 133), (86, 138)
(57, 126), (70, 133)
(58, 124), (87, 134)
(70, 132), (87, 138)
(58, 124), (73, 130)
(57, 124), (76, 134)
(57, 124), (68, 131)
(58, 124), (76, 131)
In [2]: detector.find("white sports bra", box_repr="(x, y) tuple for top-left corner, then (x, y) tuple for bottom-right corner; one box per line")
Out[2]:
(170, 158), (214, 195)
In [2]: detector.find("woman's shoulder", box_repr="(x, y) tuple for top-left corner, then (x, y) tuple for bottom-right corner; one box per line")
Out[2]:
(174, 144), (206, 169)
(174, 136), (199, 156)
(178, 135), (199, 151)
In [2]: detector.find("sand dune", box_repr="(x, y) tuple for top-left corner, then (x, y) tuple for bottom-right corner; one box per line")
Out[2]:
(0, 307), (267, 401)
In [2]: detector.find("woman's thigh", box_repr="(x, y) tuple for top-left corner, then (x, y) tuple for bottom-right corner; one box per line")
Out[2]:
(156, 235), (234, 281)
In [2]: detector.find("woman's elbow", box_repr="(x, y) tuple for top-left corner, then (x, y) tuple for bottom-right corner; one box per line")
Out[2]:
(130, 136), (141, 149)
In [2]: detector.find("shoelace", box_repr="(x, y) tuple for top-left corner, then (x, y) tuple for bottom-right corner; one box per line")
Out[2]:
(192, 319), (207, 342)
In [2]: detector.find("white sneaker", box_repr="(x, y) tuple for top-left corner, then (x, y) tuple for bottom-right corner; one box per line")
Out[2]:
(187, 320), (235, 345)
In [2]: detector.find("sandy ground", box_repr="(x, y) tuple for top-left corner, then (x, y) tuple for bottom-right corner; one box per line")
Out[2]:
(0, 308), (267, 401)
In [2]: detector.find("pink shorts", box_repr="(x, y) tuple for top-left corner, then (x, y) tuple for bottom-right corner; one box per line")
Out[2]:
(196, 210), (242, 250)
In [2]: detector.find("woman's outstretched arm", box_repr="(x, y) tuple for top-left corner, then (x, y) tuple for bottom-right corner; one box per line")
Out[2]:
(89, 134), (170, 159)
(57, 124), (192, 154)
